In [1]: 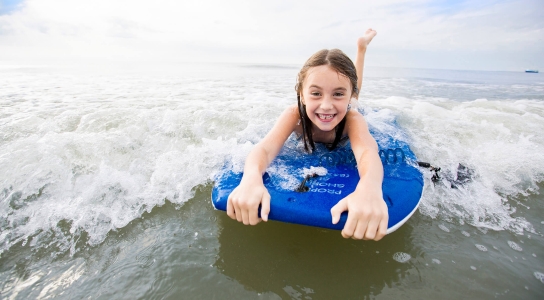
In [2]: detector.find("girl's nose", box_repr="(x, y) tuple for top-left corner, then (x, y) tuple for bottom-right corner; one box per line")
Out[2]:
(320, 96), (334, 110)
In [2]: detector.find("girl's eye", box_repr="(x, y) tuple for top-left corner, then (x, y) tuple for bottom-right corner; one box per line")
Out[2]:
(334, 92), (344, 97)
(311, 92), (321, 96)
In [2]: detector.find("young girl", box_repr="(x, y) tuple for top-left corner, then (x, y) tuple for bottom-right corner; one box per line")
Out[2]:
(227, 29), (387, 241)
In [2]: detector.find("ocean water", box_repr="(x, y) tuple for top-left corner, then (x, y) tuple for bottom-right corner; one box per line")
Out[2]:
(0, 62), (543, 299)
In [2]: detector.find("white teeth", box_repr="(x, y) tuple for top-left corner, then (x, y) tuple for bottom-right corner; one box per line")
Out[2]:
(317, 114), (334, 120)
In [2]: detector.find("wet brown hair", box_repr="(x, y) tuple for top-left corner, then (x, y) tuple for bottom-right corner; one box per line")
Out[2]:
(295, 49), (359, 152)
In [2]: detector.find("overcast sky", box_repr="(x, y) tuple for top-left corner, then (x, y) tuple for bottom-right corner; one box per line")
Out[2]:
(1, 0), (543, 71)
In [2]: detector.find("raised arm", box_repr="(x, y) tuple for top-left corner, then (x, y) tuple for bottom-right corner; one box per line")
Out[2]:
(354, 28), (377, 100)
(227, 105), (299, 225)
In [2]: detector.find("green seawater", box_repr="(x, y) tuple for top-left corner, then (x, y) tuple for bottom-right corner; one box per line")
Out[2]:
(2, 183), (542, 299)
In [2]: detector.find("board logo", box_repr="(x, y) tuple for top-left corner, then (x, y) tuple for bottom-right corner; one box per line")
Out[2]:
(379, 148), (406, 165)
(318, 148), (356, 167)
(308, 181), (345, 195)
(317, 148), (407, 167)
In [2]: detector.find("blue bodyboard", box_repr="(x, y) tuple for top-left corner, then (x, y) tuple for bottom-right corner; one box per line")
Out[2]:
(212, 123), (423, 234)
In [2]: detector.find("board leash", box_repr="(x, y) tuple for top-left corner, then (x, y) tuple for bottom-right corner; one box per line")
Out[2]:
(416, 161), (442, 182)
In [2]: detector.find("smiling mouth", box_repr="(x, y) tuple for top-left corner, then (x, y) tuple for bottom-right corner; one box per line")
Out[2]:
(317, 113), (335, 120)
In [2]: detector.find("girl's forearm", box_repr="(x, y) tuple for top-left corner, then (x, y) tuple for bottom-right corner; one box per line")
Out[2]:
(355, 149), (384, 191)
(241, 106), (298, 181)
(242, 146), (271, 181)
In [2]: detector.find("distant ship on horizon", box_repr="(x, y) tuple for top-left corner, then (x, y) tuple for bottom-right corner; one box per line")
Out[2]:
(525, 69), (539, 73)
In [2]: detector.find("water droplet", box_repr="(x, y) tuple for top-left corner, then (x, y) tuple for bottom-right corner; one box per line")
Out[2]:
(438, 224), (450, 232)
(470, 266), (477, 270)
(194, 232), (198, 237)
(475, 244), (488, 252)
(507, 241), (523, 252)
(461, 231), (470, 237)
(432, 259), (441, 264)
(533, 253), (537, 257)
(392, 252), (411, 263)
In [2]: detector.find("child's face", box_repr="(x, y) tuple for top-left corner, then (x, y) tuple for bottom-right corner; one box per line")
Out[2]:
(301, 65), (352, 133)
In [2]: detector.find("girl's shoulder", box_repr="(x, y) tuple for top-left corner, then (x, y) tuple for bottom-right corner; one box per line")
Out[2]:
(343, 108), (369, 137)
(264, 104), (302, 140)
(275, 104), (300, 122)
(285, 104), (299, 115)
(282, 104), (303, 132)
(345, 108), (367, 124)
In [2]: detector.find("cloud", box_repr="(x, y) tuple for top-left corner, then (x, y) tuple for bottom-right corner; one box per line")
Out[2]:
(0, 0), (543, 70)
